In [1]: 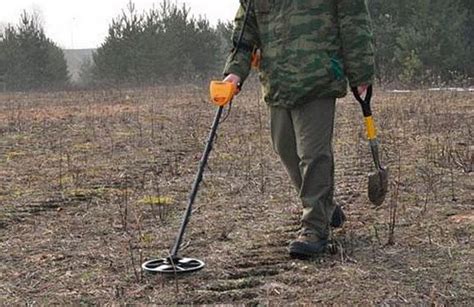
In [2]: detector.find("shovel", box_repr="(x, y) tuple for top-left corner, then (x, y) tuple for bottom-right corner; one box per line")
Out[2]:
(352, 85), (389, 206)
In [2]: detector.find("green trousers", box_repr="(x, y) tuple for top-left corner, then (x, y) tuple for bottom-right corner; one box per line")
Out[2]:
(270, 98), (337, 239)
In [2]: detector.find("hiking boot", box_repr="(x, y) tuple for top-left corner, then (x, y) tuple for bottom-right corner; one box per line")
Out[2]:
(330, 205), (346, 228)
(288, 230), (328, 259)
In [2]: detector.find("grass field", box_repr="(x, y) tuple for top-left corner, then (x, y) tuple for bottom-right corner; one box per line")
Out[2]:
(0, 86), (472, 305)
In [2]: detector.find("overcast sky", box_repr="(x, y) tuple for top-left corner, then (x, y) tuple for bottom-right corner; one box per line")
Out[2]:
(0, 0), (239, 49)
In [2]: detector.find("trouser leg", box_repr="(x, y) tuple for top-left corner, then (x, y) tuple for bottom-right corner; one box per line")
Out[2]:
(270, 107), (302, 190)
(292, 98), (336, 239)
(270, 98), (336, 239)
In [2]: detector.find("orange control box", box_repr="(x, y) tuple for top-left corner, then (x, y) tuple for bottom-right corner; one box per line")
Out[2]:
(210, 81), (236, 106)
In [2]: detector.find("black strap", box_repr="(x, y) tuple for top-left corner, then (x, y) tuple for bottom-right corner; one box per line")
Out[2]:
(231, 40), (254, 53)
(229, 0), (253, 61)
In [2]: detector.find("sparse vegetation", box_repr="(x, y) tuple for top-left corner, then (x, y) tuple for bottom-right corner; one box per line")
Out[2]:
(0, 87), (472, 304)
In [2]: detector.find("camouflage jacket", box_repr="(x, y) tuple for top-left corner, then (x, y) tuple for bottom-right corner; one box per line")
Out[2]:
(223, 0), (375, 108)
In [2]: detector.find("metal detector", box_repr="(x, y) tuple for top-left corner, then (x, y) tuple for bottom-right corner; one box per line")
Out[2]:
(142, 0), (252, 275)
(142, 82), (236, 274)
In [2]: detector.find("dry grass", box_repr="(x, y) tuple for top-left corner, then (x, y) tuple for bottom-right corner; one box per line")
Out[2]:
(0, 86), (472, 305)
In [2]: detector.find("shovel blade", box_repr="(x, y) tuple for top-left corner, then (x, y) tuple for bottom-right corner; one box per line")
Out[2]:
(368, 167), (389, 206)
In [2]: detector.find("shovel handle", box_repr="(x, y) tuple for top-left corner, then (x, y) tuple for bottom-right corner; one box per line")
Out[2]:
(351, 85), (373, 117)
(352, 85), (377, 140)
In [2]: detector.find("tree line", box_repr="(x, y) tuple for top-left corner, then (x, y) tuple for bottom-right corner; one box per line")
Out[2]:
(89, 1), (231, 85)
(0, 0), (472, 91)
(370, 0), (472, 86)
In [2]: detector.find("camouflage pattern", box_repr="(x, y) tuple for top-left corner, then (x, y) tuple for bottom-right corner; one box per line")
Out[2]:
(224, 0), (375, 108)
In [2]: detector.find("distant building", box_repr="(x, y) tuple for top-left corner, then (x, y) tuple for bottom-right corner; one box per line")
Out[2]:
(63, 49), (95, 83)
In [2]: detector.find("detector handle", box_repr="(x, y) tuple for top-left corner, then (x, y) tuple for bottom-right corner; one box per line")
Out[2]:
(210, 81), (236, 106)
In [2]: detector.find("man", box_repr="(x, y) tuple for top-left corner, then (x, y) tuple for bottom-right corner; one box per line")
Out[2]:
(223, 0), (374, 258)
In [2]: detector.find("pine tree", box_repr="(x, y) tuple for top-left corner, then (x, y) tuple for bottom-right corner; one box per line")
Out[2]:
(0, 11), (69, 90)
(92, 0), (220, 84)
(370, 0), (471, 86)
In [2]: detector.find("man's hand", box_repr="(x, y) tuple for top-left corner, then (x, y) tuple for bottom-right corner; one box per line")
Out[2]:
(223, 73), (242, 95)
(357, 84), (369, 96)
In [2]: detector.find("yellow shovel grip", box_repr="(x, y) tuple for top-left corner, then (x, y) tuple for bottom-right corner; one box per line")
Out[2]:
(364, 116), (377, 140)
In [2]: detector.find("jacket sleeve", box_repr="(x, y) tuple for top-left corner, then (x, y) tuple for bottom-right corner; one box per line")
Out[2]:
(223, 2), (261, 82)
(337, 0), (375, 87)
